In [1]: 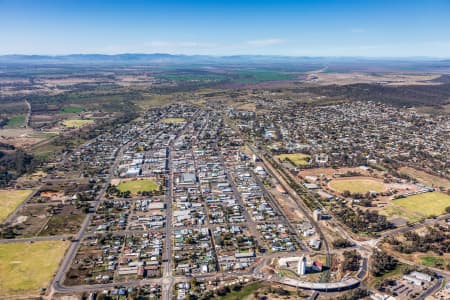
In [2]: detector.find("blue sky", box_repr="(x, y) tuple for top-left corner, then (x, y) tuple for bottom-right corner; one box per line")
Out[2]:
(1, 0), (450, 57)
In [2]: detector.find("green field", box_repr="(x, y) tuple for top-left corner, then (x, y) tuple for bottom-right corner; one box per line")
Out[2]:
(0, 241), (69, 297)
(161, 117), (186, 124)
(276, 153), (311, 166)
(420, 255), (450, 269)
(233, 70), (296, 83)
(393, 192), (450, 217)
(59, 107), (84, 114)
(0, 189), (33, 222)
(213, 282), (263, 300)
(117, 179), (159, 193)
(381, 205), (423, 223)
(5, 115), (26, 128)
(368, 263), (408, 288)
(154, 69), (297, 84)
(156, 73), (227, 82)
(328, 178), (385, 194)
(62, 119), (94, 128)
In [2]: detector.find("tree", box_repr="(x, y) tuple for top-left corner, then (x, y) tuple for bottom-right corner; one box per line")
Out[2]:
(371, 250), (397, 276)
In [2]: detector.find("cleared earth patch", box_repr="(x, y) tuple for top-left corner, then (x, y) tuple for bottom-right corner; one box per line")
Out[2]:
(161, 117), (186, 124)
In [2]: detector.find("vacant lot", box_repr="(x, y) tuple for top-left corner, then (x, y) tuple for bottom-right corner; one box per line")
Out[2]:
(62, 119), (94, 128)
(393, 192), (450, 217)
(0, 189), (32, 222)
(59, 107), (84, 114)
(328, 177), (385, 194)
(276, 153), (310, 166)
(399, 166), (450, 190)
(305, 72), (441, 86)
(381, 205), (422, 223)
(117, 179), (159, 194)
(0, 241), (68, 298)
(161, 117), (186, 124)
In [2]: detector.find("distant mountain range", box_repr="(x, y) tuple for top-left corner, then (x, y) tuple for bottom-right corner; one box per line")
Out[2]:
(0, 53), (448, 65)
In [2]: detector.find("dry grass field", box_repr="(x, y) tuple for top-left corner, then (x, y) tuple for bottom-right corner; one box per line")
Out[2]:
(276, 153), (311, 166)
(62, 119), (94, 128)
(0, 241), (69, 298)
(393, 192), (450, 217)
(0, 189), (33, 222)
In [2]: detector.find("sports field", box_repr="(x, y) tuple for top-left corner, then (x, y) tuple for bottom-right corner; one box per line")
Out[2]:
(117, 179), (159, 193)
(328, 177), (385, 194)
(62, 119), (94, 128)
(393, 192), (450, 217)
(161, 117), (186, 124)
(276, 153), (310, 166)
(0, 189), (33, 222)
(0, 241), (69, 297)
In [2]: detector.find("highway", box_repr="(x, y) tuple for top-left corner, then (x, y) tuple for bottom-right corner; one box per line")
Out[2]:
(0, 234), (72, 244)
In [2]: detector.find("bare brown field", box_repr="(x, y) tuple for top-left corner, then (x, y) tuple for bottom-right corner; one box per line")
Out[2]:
(399, 166), (450, 189)
(233, 102), (257, 111)
(31, 114), (62, 122)
(0, 78), (30, 84)
(299, 167), (372, 178)
(36, 77), (103, 86)
(305, 72), (441, 86)
(0, 128), (49, 147)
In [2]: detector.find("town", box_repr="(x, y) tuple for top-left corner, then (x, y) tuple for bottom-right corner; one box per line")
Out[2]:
(1, 94), (449, 300)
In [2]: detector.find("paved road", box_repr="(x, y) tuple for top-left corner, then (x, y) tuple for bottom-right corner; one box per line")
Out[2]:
(162, 113), (199, 300)
(380, 213), (450, 239)
(418, 277), (443, 300)
(0, 234), (72, 244)
(162, 145), (174, 300)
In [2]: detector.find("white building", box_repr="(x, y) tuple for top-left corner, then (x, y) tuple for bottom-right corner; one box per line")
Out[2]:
(313, 209), (322, 221)
(298, 255), (307, 275)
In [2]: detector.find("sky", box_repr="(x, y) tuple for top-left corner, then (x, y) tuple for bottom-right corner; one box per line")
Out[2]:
(1, 0), (450, 57)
